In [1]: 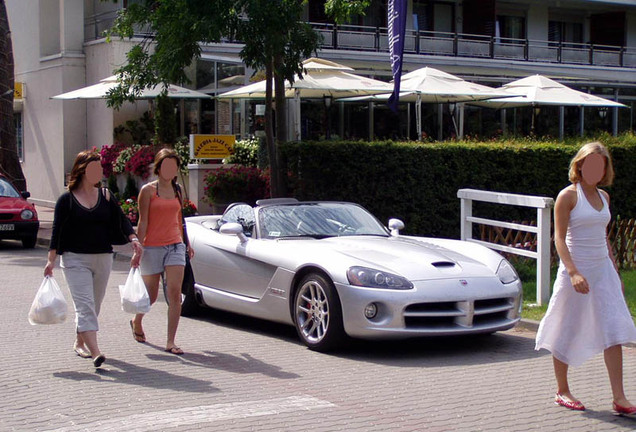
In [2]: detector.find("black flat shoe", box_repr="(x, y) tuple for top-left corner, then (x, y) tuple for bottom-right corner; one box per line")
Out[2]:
(93, 354), (106, 368)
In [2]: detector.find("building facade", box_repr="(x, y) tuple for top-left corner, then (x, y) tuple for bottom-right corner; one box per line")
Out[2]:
(7, 0), (636, 204)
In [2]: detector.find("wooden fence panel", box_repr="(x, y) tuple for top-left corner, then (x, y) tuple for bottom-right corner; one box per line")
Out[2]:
(478, 218), (636, 269)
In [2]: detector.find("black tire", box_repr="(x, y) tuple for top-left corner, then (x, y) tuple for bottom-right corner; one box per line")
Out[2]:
(22, 235), (37, 249)
(162, 258), (200, 317)
(293, 273), (344, 352)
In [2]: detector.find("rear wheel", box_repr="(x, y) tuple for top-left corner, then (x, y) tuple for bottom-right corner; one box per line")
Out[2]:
(293, 273), (344, 352)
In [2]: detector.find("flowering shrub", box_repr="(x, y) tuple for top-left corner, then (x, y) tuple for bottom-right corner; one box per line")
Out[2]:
(224, 137), (260, 167)
(113, 146), (138, 175)
(125, 145), (155, 179)
(204, 165), (270, 205)
(182, 198), (198, 217)
(174, 139), (193, 175)
(119, 197), (139, 225)
(100, 142), (128, 177)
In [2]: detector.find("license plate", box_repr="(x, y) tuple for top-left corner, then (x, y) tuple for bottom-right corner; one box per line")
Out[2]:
(0, 224), (15, 231)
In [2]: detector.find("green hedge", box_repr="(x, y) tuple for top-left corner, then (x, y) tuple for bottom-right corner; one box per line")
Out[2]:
(280, 133), (636, 238)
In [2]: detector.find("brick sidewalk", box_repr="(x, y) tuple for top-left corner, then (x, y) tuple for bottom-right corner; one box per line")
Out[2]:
(3, 244), (636, 431)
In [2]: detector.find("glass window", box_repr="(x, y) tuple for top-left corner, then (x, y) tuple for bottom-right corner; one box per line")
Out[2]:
(14, 113), (23, 162)
(549, 21), (583, 44)
(219, 203), (256, 237)
(496, 15), (526, 42)
(0, 178), (20, 198)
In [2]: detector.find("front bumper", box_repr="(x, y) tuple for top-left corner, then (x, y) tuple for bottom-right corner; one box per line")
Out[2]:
(335, 277), (522, 339)
(0, 220), (39, 241)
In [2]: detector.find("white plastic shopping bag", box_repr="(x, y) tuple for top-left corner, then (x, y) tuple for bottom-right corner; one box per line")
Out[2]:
(118, 268), (151, 314)
(28, 276), (68, 325)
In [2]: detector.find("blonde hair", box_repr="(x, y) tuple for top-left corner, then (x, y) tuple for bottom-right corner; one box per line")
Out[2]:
(568, 141), (614, 186)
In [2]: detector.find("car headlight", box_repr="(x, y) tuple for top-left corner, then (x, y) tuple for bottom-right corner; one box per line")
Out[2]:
(20, 209), (34, 220)
(347, 266), (413, 290)
(496, 259), (519, 284)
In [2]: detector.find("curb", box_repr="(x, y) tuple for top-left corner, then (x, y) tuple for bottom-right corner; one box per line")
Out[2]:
(517, 319), (540, 333)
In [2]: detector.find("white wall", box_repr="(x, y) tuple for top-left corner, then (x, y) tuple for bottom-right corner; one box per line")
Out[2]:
(527, 2), (548, 42)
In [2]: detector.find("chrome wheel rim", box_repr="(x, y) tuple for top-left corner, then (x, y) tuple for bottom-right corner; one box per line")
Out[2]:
(296, 279), (330, 343)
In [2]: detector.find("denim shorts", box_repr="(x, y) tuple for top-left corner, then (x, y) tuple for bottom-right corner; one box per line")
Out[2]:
(140, 243), (186, 276)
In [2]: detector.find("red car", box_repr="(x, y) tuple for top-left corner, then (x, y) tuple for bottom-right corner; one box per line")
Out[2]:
(0, 175), (39, 248)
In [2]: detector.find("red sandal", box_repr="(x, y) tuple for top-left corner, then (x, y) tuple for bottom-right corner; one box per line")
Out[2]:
(613, 401), (636, 417)
(555, 393), (586, 411)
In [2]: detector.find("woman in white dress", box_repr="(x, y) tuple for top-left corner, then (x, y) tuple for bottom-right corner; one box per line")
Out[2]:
(535, 142), (636, 415)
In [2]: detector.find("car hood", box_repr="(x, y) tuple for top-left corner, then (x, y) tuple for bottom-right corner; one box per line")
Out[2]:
(316, 236), (496, 280)
(0, 196), (30, 211)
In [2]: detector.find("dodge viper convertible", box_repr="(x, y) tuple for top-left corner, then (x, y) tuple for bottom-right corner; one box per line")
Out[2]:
(182, 199), (522, 351)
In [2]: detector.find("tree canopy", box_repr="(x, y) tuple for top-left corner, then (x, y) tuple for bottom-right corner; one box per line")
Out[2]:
(106, 0), (370, 196)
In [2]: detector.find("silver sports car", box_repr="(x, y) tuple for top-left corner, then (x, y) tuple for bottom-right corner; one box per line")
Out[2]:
(181, 199), (522, 351)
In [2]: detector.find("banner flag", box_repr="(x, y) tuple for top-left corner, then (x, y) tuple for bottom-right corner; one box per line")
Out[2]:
(387, 0), (407, 113)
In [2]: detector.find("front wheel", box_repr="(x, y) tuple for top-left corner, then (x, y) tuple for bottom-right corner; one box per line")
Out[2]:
(293, 273), (344, 352)
(22, 235), (37, 249)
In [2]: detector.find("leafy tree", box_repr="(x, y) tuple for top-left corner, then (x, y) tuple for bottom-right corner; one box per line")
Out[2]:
(105, 0), (370, 197)
(0, 0), (26, 191)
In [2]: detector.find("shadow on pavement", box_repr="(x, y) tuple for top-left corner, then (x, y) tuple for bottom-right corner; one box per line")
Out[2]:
(581, 408), (636, 428)
(330, 332), (549, 366)
(188, 308), (300, 345)
(0, 242), (48, 268)
(53, 357), (219, 393)
(143, 343), (300, 379)
(186, 307), (547, 366)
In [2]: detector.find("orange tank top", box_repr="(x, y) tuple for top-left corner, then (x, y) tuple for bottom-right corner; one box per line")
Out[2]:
(143, 189), (183, 247)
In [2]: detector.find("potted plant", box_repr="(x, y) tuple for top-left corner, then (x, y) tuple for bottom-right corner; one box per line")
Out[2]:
(204, 165), (270, 213)
(119, 196), (139, 225)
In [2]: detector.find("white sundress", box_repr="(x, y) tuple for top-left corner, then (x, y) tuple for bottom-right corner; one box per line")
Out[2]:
(535, 183), (636, 367)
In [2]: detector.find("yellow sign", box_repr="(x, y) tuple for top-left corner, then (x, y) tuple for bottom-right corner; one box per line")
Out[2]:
(14, 82), (24, 99)
(190, 134), (235, 159)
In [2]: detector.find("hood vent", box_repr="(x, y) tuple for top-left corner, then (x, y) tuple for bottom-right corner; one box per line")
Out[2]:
(431, 261), (456, 268)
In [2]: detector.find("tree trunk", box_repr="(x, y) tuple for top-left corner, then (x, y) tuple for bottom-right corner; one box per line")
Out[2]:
(273, 54), (287, 197)
(0, 0), (26, 191)
(264, 60), (281, 197)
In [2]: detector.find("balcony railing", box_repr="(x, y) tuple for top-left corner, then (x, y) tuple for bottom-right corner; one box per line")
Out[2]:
(312, 22), (636, 68)
(84, 13), (636, 69)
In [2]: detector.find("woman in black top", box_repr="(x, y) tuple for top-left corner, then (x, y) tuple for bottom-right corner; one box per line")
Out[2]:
(44, 150), (143, 367)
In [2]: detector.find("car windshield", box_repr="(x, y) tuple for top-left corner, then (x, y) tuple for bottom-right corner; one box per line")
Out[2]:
(258, 203), (389, 239)
(0, 179), (20, 198)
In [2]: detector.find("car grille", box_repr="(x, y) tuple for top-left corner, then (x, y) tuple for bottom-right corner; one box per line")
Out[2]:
(403, 297), (515, 329)
(0, 213), (15, 221)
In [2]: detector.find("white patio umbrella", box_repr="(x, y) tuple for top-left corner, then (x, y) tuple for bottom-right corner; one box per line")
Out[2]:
(217, 58), (393, 139)
(339, 67), (517, 140)
(472, 75), (626, 139)
(52, 75), (212, 100)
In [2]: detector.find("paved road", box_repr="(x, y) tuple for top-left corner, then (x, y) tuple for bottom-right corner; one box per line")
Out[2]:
(2, 242), (636, 431)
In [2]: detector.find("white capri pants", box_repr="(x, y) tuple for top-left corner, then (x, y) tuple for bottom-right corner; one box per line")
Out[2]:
(61, 252), (113, 333)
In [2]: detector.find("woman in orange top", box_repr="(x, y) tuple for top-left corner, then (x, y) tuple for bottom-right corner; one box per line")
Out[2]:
(131, 148), (194, 354)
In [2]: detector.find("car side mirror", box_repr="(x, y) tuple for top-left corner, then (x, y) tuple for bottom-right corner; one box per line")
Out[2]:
(388, 218), (404, 236)
(220, 222), (248, 243)
(21, 191), (31, 199)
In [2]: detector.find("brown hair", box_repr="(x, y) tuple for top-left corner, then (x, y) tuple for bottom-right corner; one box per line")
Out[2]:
(568, 141), (615, 186)
(153, 148), (181, 179)
(67, 150), (102, 191)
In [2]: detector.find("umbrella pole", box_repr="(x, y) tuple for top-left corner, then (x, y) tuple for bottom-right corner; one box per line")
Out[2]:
(295, 90), (301, 141)
(559, 106), (564, 141)
(438, 103), (443, 141)
(579, 107), (584, 137)
(368, 102), (374, 141)
(417, 94), (422, 141)
(459, 103), (465, 139)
